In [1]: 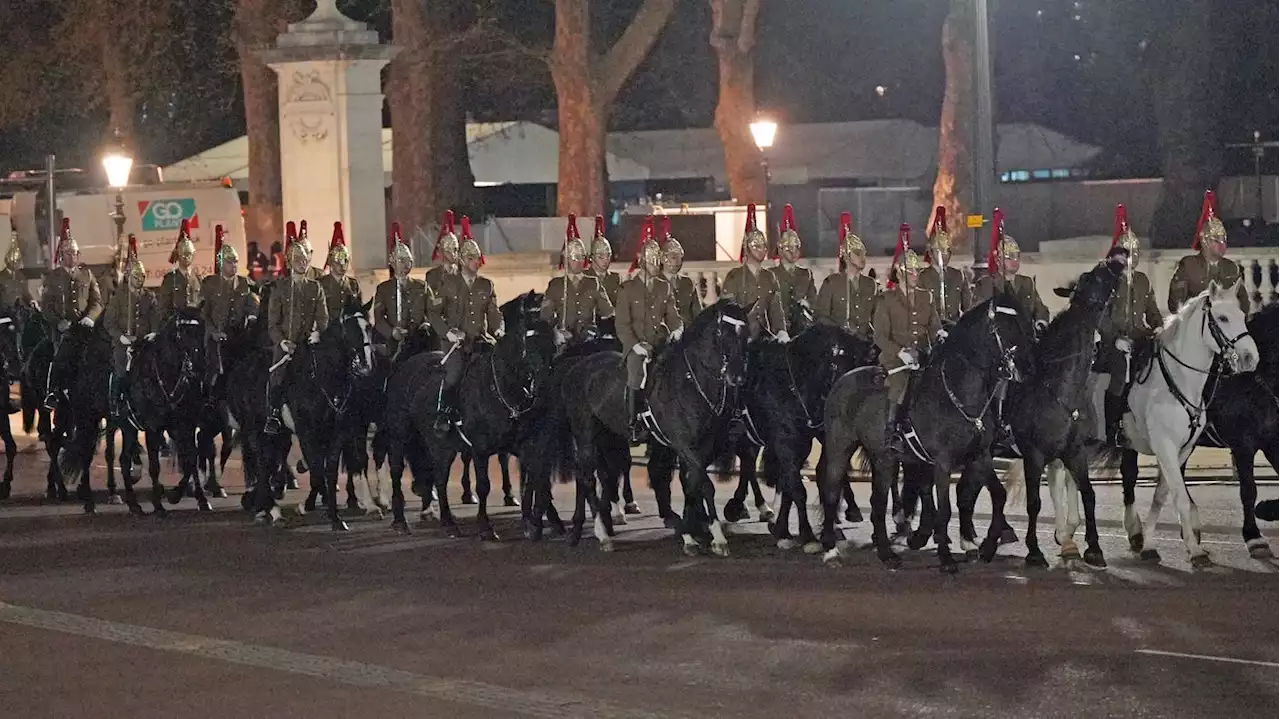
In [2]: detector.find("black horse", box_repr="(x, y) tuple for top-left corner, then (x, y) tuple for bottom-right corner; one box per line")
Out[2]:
(15, 301), (71, 501)
(0, 303), (25, 499)
(50, 320), (123, 514)
(381, 292), (555, 538)
(1003, 257), (1125, 568)
(819, 288), (1036, 572)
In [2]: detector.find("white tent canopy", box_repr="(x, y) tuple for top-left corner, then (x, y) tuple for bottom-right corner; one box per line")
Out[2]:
(162, 119), (1100, 189)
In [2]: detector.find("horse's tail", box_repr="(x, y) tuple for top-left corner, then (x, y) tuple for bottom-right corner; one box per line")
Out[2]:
(1090, 444), (1125, 472)
(711, 451), (736, 479)
(999, 458), (1026, 508)
(20, 390), (35, 435)
(759, 447), (778, 489)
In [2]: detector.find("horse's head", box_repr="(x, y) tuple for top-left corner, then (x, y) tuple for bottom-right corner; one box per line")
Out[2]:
(684, 299), (750, 387)
(326, 298), (376, 377)
(164, 306), (208, 357)
(500, 291), (557, 384)
(958, 287), (1036, 383)
(795, 323), (876, 377)
(1072, 255), (1126, 313)
(1202, 281), (1258, 373)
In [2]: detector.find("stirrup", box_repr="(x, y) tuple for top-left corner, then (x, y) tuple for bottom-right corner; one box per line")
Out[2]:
(264, 414), (283, 435)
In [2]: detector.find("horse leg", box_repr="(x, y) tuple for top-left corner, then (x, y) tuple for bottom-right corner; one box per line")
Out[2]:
(459, 451), (476, 505)
(816, 438), (854, 564)
(499, 452), (517, 507)
(0, 417), (15, 500)
(1046, 460), (1077, 557)
(771, 490), (795, 545)
(1232, 446), (1270, 558)
(620, 460), (640, 514)
(866, 451), (900, 568)
(924, 465), (956, 573)
(1147, 439), (1209, 566)
(103, 424), (121, 504)
(1120, 448), (1143, 551)
(955, 463), (982, 556)
(387, 443), (410, 533)
(1064, 451), (1106, 567)
(647, 445), (679, 530)
(474, 454), (498, 541)
(144, 430), (167, 516)
(435, 450), (461, 538)
(322, 442), (347, 532)
(203, 428), (226, 499)
(906, 465), (936, 550)
(120, 428), (145, 515)
(744, 446), (772, 522)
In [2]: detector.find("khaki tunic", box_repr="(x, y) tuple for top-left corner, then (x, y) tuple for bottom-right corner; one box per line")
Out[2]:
(431, 273), (502, 341)
(616, 276), (683, 390)
(972, 273), (1050, 324)
(542, 274), (614, 335)
(917, 264), (972, 322)
(425, 265), (457, 300)
(668, 273), (702, 327)
(200, 274), (253, 335)
(268, 276), (329, 348)
(874, 288), (942, 404)
(815, 272), (880, 337)
(1098, 271), (1163, 394)
(373, 277), (432, 352)
(105, 286), (158, 375)
(0, 268), (31, 309)
(157, 268), (202, 324)
(41, 266), (103, 326)
(95, 268), (121, 309)
(318, 273), (363, 324)
(773, 264), (817, 328)
(587, 268), (623, 305)
(1167, 254), (1250, 314)
(721, 265), (785, 338)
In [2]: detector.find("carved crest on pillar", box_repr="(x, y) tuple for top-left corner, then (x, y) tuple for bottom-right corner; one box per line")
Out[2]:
(285, 70), (334, 143)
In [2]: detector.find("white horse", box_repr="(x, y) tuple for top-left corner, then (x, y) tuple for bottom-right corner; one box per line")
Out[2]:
(1113, 281), (1257, 567)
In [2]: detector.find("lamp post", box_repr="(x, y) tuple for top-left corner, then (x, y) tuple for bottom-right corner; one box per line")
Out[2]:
(973, 0), (996, 268)
(750, 117), (778, 243)
(101, 136), (133, 271)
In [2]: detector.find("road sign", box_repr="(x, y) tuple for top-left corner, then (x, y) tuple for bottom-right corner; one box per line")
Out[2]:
(966, 214), (984, 229)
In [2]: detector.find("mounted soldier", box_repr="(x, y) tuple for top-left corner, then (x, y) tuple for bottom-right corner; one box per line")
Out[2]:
(875, 224), (942, 449)
(542, 213), (613, 347)
(659, 215), (701, 326)
(1, 228), (32, 310)
(40, 218), (103, 408)
(586, 215), (622, 305)
(200, 224), (252, 393)
(156, 218), (201, 325)
(1168, 189), (1251, 314)
(318, 221), (362, 322)
(815, 211), (879, 338)
(95, 234), (128, 310)
(972, 208), (1050, 332)
(918, 206), (972, 324)
(264, 226), (328, 434)
(426, 210), (461, 301)
(105, 236), (158, 416)
(722, 203), (787, 341)
(1099, 204), (1162, 447)
(616, 216), (683, 443)
(373, 222), (433, 361)
(772, 203), (816, 329)
(430, 216), (503, 433)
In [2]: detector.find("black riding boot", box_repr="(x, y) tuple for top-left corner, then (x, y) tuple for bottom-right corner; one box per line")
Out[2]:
(628, 387), (648, 444)
(264, 382), (285, 435)
(433, 386), (458, 435)
(5, 387), (18, 415)
(887, 401), (906, 454)
(1104, 393), (1127, 447)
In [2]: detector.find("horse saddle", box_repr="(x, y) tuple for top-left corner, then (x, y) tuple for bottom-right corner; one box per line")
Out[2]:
(1113, 335), (1158, 413)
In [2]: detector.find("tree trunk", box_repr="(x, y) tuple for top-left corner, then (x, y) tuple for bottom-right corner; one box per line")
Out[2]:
(709, 0), (764, 205)
(1148, 0), (1228, 249)
(234, 0), (297, 248)
(389, 0), (438, 243)
(931, 0), (976, 255)
(430, 0), (477, 219)
(551, 0), (677, 217)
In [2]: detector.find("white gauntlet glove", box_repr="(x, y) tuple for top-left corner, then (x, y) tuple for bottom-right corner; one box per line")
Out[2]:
(775, 330), (791, 343)
(897, 348), (918, 369)
(79, 317), (95, 328)
(1034, 319), (1048, 332)
(418, 322), (431, 333)
(1114, 337), (1133, 353)
(493, 324), (506, 339)
(280, 340), (296, 354)
(308, 331), (321, 345)
(446, 328), (465, 344)
(554, 328), (571, 346)
(670, 326), (684, 342)
(119, 335), (134, 346)
(935, 328), (949, 342)
(144, 332), (157, 342)
(392, 327), (407, 340)
(632, 343), (650, 357)
(57, 320), (71, 332)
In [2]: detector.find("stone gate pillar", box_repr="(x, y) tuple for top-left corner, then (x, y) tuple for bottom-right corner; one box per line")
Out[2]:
(259, 0), (397, 272)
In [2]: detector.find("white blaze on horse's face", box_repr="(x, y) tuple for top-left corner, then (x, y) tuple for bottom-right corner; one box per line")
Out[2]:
(356, 315), (373, 374)
(1210, 282), (1257, 372)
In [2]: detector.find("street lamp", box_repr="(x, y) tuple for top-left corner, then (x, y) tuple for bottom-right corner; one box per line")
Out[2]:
(101, 137), (133, 267)
(750, 117), (778, 243)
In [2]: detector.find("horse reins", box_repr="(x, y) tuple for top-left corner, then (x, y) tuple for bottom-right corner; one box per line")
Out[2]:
(1154, 298), (1248, 453)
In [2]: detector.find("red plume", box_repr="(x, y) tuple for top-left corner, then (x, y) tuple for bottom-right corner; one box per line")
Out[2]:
(433, 210), (455, 261)
(298, 219), (308, 240)
(460, 215), (482, 266)
(888, 223), (910, 289)
(740, 203), (759, 261)
(930, 206), (947, 237)
(987, 207), (1005, 273)
(659, 215), (672, 244)
(214, 225), (225, 272)
(169, 218), (193, 264)
(631, 216), (656, 271)
(55, 217), (70, 262)
(127, 234), (138, 261)
(388, 221), (402, 258)
(1111, 204), (1129, 250)
(594, 215), (606, 239)
(325, 221), (345, 269)
(1192, 190), (1218, 250)
(837, 211), (853, 272)
(775, 203), (798, 259)
(559, 213), (579, 269)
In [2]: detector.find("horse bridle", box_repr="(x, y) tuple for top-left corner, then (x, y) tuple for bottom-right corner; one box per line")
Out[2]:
(491, 324), (541, 419)
(151, 318), (202, 409)
(784, 339), (845, 430)
(310, 312), (375, 415)
(682, 311), (744, 417)
(1156, 297), (1250, 451)
(938, 304), (1023, 433)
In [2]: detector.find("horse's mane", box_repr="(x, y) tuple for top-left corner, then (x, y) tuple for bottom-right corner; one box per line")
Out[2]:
(1157, 288), (1210, 340)
(1037, 265), (1117, 360)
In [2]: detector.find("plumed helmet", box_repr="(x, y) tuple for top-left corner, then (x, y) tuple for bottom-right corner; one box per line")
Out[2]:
(387, 222), (412, 269)
(777, 203), (801, 258)
(298, 219), (310, 244)
(1111, 204), (1140, 256)
(56, 218), (78, 262)
(631, 216), (662, 273)
(168, 218), (195, 265)
(927, 206), (952, 253)
(458, 216), (483, 265)
(590, 215), (612, 259)
(1193, 190), (1227, 250)
(986, 208), (1019, 272)
(560, 214), (587, 269)
(325, 221), (349, 270)
(433, 210), (460, 263)
(889, 224), (922, 289)
(125, 234), (146, 286)
(214, 224), (239, 272)
(740, 203), (767, 261)
(837, 212), (866, 270)
(286, 220), (312, 268)
(659, 215), (683, 265)
(4, 228), (20, 269)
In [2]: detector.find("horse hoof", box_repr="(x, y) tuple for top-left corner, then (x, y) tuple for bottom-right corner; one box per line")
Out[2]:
(822, 548), (843, 566)
(240, 494), (254, 512)
(107, 494), (123, 506)
(662, 515), (680, 530)
(548, 522), (566, 538)
(879, 552), (902, 569)
(844, 507), (863, 524)
(757, 504), (776, 524)
(939, 560), (959, 575)
(598, 539), (614, 553)
(907, 531), (930, 551)
(478, 528), (500, 542)
(303, 498), (318, 513)
(152, 506), (168, 519)
(82, 504), (96, 515)
(998, 527), (1019, 545)
(802, 541), (824, 555)
(461, 492), (476, 505)
(1128, 534), (1145, 553)
(722, 499), (748, 523)
(979, 538), (998, 563)
(1025, 553), (1049, 569)
(776, 538), (800, 550)
(623, 501), (641, 515)
(611, 511), (626, 526)
(710, 542), (729, 558)
(0, 483), (9, 501)
(330, 520), (350, 532)
(681, 539), (700, 557)
(128, 503), (145, 517)
(1083, 547), (1107, 568)
(197, 500), (213, 513)
(1139, 548), (1161, 562)
(1248, 544), (1275, 560)
(1189, 553), (1213, 570)
(165, 487), (183, 505)
(567, 530), (582, 548)
(891, 533), (909, 548)
(392, 521), (410, 535)
(443, 524), (462, 539)
(253, 511), (268, 524)
(503, 496), (519, 508)
(207, 487), (228, 499)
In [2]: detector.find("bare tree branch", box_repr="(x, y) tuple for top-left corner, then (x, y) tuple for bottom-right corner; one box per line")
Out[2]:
(599, 0), (679, 101)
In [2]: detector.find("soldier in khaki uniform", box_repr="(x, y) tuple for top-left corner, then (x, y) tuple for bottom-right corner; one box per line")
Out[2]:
(917, 206), (972, 323)
(585, 215), (622, 305)
(431, 216), (503, 432)
(296, 220), (324, 281)
(265, 231), (329, 434)
(972, 208), (1050, 330)
(660, 216), (701, 326)
(875, 227), (942, 447)
(201, 225), (252, 390)
(41, 219), (104, 408)
(105, 237), (158, 414)
(543, 214), (613, 346)
(1, 229), (32, 310)
(156, 218), (202, 326)
(426, 210), (461, 302)
(318, 221), (362, 322)
(722, 203), (787, 341)
(374, 222), (433, 359)
(1167, 189), (1251, 314)
(772, 204), (816, 329)
(616, 219), (683, 442)
(1099, 204), (1162, 446)
(815, 212), (880, 337)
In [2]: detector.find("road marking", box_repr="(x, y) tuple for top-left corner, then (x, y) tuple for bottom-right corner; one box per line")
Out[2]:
(1135, 648), (1279, 668)
(0, 601), (688, 719)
